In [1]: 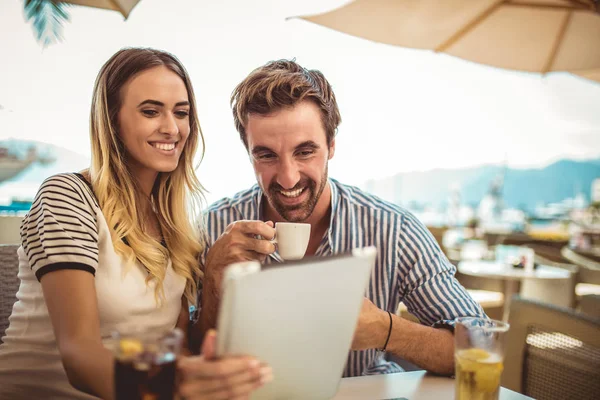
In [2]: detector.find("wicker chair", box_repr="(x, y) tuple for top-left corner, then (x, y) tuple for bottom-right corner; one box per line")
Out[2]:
(502, 296), (600, 400)
(0, 244), (20, 344)
(578, 295), (600, 319)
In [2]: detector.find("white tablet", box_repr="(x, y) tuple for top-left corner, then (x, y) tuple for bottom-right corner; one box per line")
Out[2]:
(215, 247), (377, 400)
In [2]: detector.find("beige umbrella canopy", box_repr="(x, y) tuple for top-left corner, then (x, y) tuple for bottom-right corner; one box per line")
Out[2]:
(59, 0), (141, 18)
(294, 0), (600, 82)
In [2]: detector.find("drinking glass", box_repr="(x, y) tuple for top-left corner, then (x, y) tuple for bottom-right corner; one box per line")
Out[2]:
(455, 317), (509, 400)
(111, 328), (183, 400)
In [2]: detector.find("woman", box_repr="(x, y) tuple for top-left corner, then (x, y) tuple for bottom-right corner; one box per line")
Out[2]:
(0, 48), (271, 399)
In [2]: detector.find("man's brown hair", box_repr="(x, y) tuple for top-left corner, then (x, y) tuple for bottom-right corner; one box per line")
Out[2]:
(231, 59), (341, 148)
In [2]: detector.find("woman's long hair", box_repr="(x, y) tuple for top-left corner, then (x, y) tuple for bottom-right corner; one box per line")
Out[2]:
(89, 47), (204, 305)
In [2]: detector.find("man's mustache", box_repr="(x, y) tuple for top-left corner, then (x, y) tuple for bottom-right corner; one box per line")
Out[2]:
(269, 179), (312, 192)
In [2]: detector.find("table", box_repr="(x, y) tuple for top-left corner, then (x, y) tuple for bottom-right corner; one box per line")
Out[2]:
(458, 260), (573, 319)
(332, 370), (532, 399)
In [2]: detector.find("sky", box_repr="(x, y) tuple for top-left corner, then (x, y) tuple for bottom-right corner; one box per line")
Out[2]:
(1, 0), (600, 204)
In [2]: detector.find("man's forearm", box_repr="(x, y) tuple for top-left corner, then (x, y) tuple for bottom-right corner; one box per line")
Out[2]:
(386, 315), (455, 375)
(199, 274), (220, 339)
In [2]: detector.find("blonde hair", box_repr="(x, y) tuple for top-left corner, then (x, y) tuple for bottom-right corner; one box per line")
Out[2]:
(89, 47), (204, 305)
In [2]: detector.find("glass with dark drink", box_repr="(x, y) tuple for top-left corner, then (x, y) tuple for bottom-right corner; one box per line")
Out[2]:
(112, 328), (183, 400)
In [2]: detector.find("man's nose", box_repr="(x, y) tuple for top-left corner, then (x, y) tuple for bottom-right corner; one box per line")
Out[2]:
(277, 158), (301, 189)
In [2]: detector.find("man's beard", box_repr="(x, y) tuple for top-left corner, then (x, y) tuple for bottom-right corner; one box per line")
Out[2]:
(266, 166), (328, 222)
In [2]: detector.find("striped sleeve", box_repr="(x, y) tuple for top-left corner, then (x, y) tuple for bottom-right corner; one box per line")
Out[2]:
(397, 212), (486, 327)
(199, 198), (247, 269)
(195, 199), (245, 320)
(20, 174), (99, 281)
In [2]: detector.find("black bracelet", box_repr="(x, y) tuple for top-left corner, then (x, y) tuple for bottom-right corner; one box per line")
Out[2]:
(379, 311), (393, 352)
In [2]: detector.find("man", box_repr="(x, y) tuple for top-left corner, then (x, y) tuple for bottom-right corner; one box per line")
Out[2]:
(198, 59), (485, 377)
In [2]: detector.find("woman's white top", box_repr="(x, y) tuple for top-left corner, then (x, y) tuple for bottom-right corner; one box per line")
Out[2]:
(0, 173), (186, 399)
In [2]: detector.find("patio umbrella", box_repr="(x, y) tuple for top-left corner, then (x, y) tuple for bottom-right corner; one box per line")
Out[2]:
(292, 0), (600, 82)
(59, 0), (141, 18)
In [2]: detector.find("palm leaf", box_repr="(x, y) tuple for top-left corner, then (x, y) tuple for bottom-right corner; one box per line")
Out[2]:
(23, 0), (70, 48)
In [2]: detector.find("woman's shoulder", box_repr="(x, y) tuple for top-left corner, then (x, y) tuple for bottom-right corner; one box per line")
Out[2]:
(35, 172), (99, 211)
(41, 171), (89, 188)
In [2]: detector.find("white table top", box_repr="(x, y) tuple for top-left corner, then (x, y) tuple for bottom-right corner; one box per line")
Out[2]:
(332, 371), (532, 400)
(458, 260), (571, 281)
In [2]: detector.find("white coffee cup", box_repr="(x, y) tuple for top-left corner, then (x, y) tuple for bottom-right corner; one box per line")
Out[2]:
(270, 222), (311, 260)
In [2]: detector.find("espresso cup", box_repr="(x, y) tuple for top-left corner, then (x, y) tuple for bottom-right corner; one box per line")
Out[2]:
(270, 222), (311, 260)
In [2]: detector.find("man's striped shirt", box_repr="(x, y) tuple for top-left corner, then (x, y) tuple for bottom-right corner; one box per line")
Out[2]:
(201, 178), (485, 377)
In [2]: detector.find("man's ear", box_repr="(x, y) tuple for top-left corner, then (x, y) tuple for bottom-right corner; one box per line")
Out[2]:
(328, 138), (335, 160)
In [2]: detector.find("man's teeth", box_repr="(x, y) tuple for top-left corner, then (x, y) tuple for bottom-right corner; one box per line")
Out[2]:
(280, 188), (303, 198)
(152, 142), (176, 151)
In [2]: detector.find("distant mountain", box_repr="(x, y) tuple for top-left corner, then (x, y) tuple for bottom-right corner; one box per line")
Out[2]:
(0, 139), (89, 203)
(2, 138), (599, 213)
(363, 159), (600, 212)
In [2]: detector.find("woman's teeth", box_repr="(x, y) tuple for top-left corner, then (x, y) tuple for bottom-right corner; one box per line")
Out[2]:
(151, 142), (176, 151)
(280, 188), (303, 198)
